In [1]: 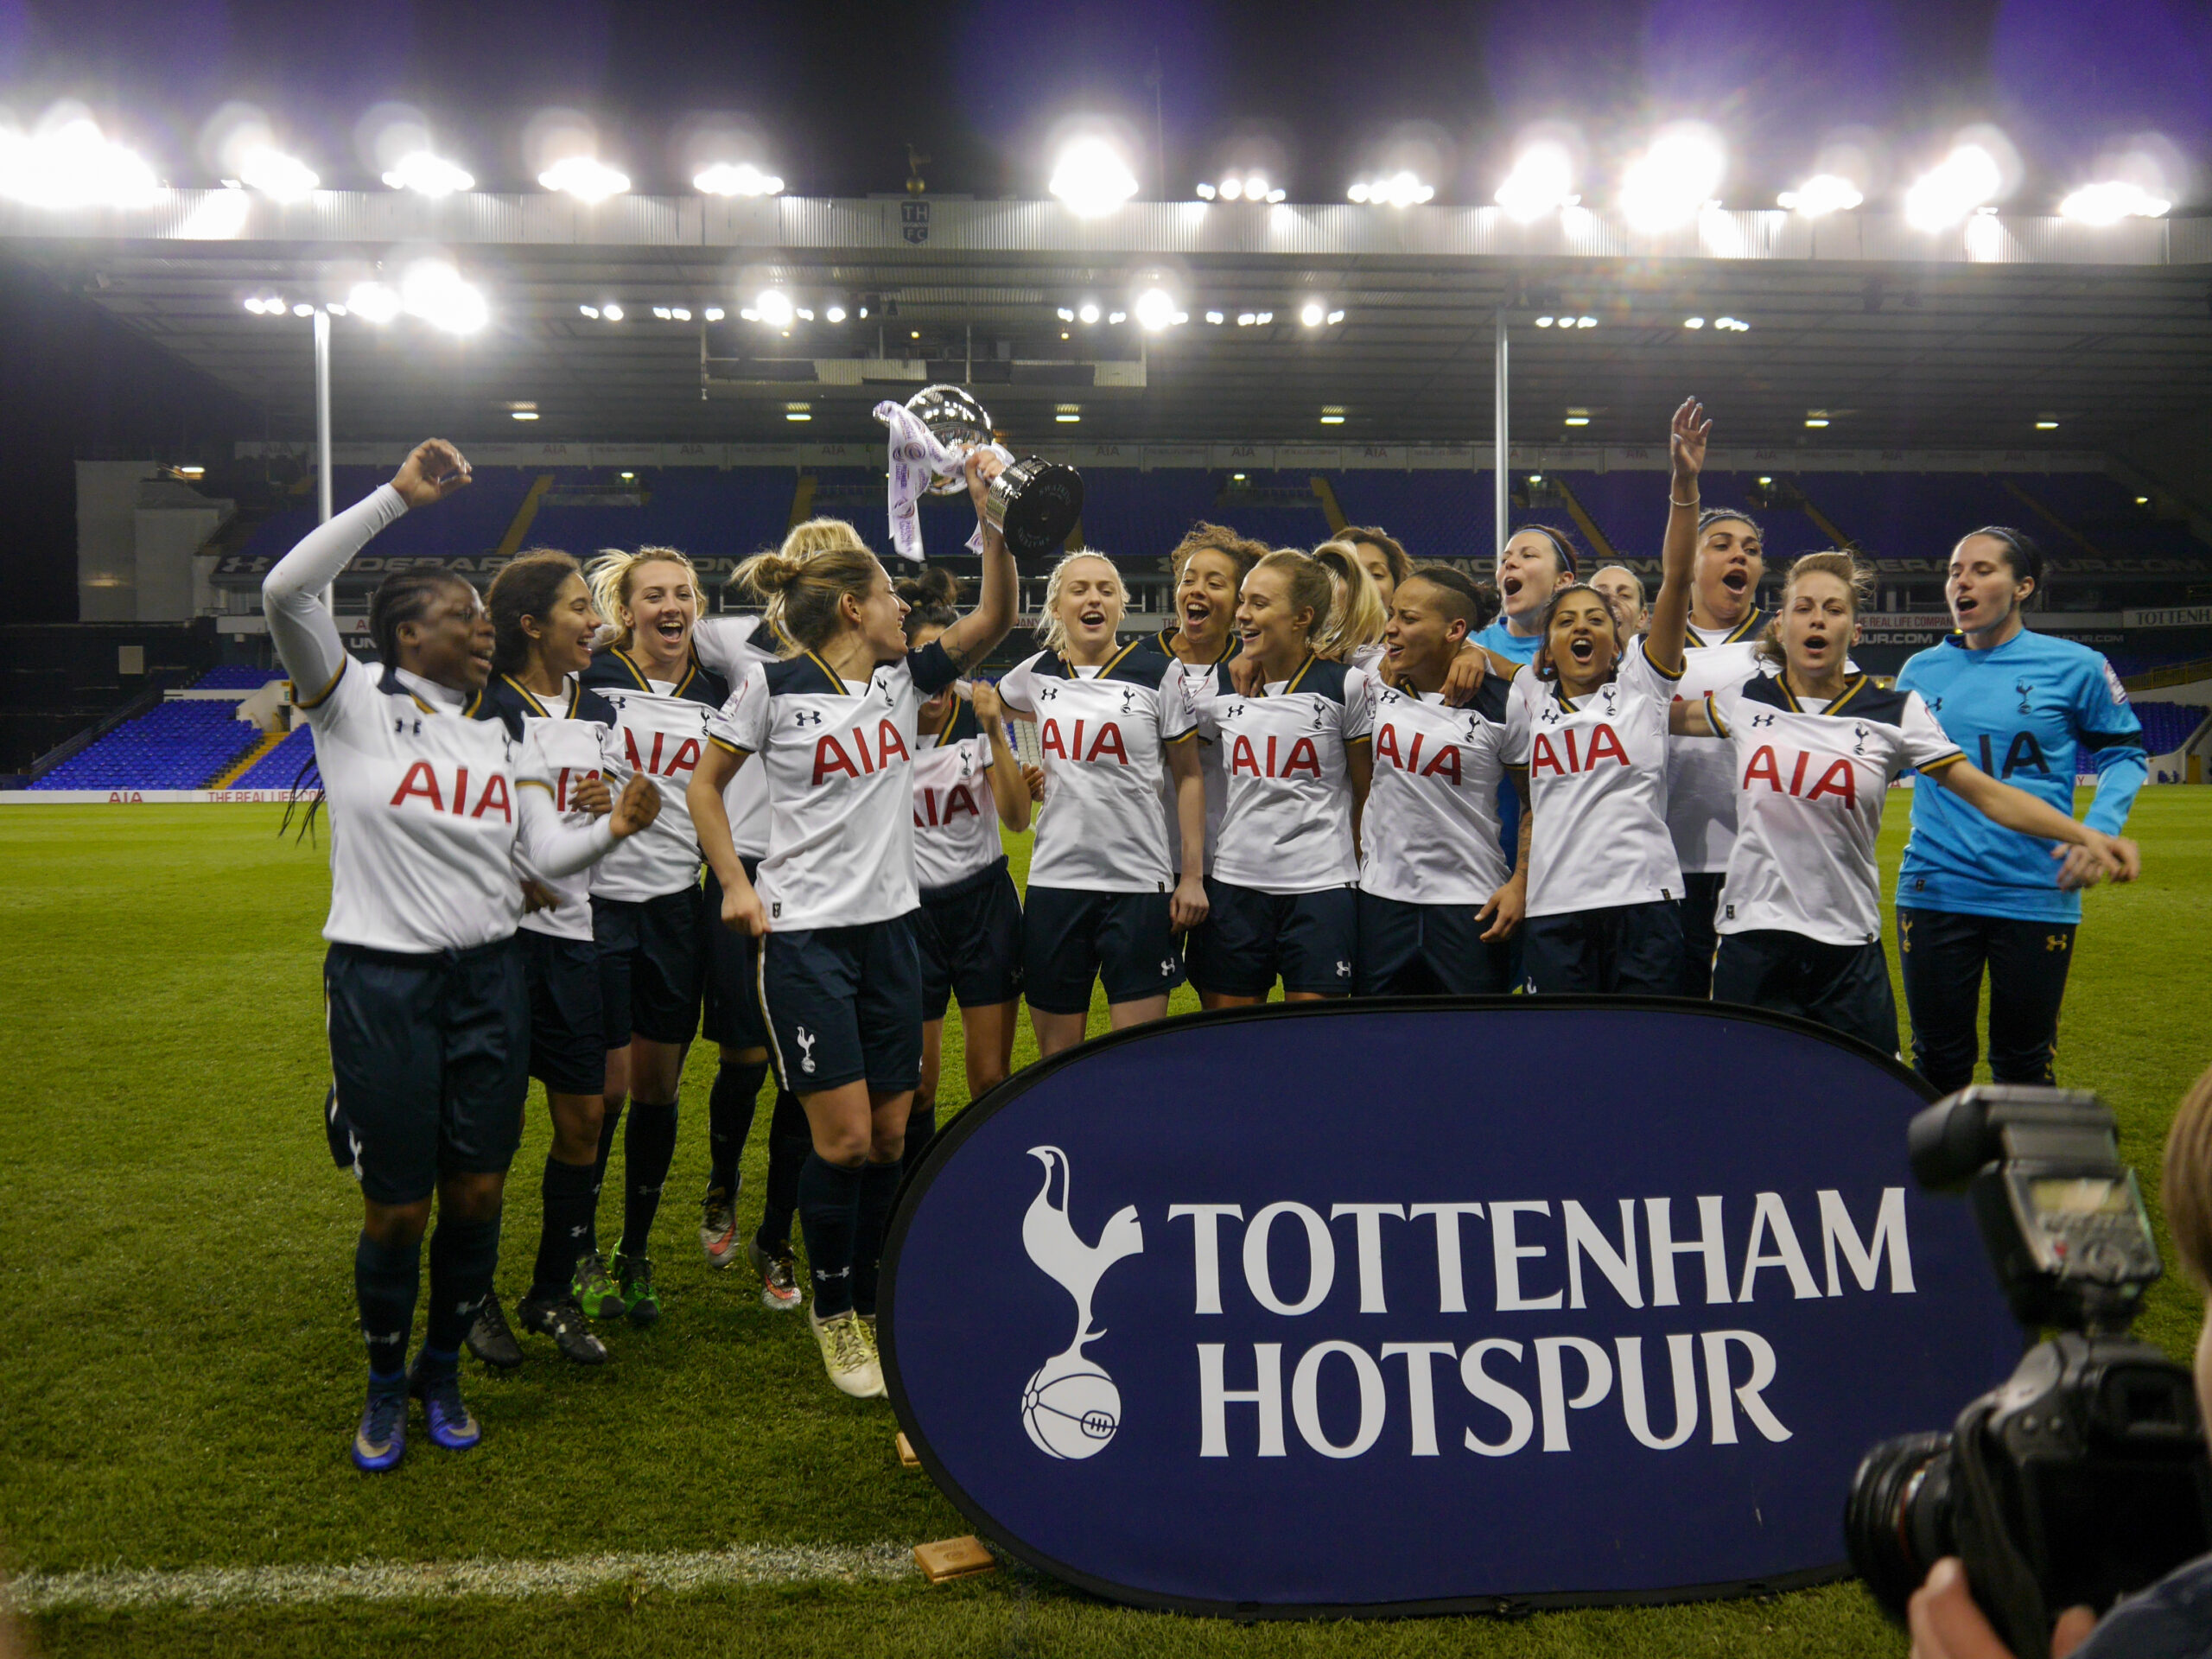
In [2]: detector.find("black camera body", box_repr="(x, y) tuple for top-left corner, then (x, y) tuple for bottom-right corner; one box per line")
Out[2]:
(1847, 1087), (2212, 1656)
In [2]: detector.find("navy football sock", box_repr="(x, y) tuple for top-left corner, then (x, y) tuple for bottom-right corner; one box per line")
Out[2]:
(423, 1213), (501, 1355)
(708, 1059), (768, 1194)
(534, 1156), (597, 1298)
(756, 1090), (809, 1254)
(797, 1152), (863, 1318)
(901, 1100), (938, 1177)
(849, 1159), (904, 1318)
(591, 1096), (624, 1199)
(618, 1101), (678, 1258)
(354, 1232), (420, 1380)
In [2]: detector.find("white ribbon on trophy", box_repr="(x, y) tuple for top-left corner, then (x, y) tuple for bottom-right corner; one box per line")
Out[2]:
(874, 397), (1011, 563)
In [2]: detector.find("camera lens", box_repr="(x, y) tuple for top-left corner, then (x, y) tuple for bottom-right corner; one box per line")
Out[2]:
(1845, 1432), (1957, 1624)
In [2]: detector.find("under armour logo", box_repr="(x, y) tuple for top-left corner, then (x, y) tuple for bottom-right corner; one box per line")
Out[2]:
(1037, 683), (1059, 701)
(1928, 696), (1943, 713)
(2045, 934), (2070, 952)
(1335, 959), (1352, 977)
(1751, 712), (1777, 728)
(1539, 706), (1560, 725)
(1159, 957), (1176, 976)
(392, 716), (423, 736)
(793, 710), (823, 728)
(794, 1025), (817, 1074)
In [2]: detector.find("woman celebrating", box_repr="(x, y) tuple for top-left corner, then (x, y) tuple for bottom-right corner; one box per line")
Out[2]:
(1472, 525), (1580, 667)
(1891, 527), (2146, 1090)
(1186, 549), (1374, 1005)
(688, 458), (1014, 1397)
(1665, 507), (1770, 996)
(1149, 524), (1269, 875)
(998, 551), (1209, 1055)
(1503, 404), (1703, 995)
(1358, 565), (1523, 995)
(1313, 540), (1389, 671)
(575, 548), (736, 1328)
(1342, 526), (1411, 613)
(477, 550), (623, 1365)
(1669, 550), (2133, 1052)
(901, 567), (1030, 1162)
(263, 440), (658, 1470)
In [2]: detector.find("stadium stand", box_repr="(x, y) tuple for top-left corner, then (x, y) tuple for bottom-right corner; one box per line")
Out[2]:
(190, 664), (287, 690)
(2135, 701), (2209, 756)
(29, 700), (260, 790)
(228, 724), (317, 791)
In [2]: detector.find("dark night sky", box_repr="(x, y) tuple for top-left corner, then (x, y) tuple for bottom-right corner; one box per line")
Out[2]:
(3, 0), (2210, 620)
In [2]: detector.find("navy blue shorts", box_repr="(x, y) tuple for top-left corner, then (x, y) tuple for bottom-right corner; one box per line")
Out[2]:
(917, 858), (1024, 1020)
(1021, 883), (1183, 1014)
(1188, 879), (1358, 998)
(761, 913), (924, 1094)
(700, 861), (770, 1052)
(324, 938), (530, 1206)
(1713, 928), (1898, 1056)
(593, 886), (704, 1047)
(1522, 899), (1684, 995)
(519, 929), (607, 1096)
(1355, 891), (1516, 996)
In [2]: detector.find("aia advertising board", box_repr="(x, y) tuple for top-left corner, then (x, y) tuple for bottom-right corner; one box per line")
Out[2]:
(880, 999), (2019, 1616)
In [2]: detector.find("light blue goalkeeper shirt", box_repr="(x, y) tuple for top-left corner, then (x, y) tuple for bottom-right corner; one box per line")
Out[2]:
(1895, 628), (2145, 923)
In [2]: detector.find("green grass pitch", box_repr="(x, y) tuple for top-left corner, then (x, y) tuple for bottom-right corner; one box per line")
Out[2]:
(3, 791), (2207, 1656)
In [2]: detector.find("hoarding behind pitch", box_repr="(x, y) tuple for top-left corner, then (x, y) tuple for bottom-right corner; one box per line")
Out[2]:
(880, 999), (2020, 1617)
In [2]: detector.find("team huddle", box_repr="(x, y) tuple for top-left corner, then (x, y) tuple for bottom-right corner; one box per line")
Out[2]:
(265, 399), (2148, 1471)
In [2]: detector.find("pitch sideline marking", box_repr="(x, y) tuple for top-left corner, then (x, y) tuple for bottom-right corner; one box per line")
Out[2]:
(6, 1542), (919, 1615)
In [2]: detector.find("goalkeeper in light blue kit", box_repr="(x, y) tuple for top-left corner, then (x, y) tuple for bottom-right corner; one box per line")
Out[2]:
(1894, 527), (2145, 1093)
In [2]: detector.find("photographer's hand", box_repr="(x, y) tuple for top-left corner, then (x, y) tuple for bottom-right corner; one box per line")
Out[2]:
(1910, 1559), (2098, 1659)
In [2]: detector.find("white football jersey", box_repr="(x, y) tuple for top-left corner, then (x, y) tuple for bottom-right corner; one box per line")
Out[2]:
(711, 641), (962, 931)
(485, 673), (618, 943)
(694, 615), (781, 859)
(1190, 655), (1374, 893)
(1148, 631), (1235, 874)
(999, 640), (1195, 893)
(1503, 640), (1684, 918)
(1705, 673), (1964, 944)
(912, 701), (1003, 895)
(1666, 629), (1766, 874)
(582, 648), (730, 902)
(1360, 677), (1514, 905)
(297, 662), (610, 953)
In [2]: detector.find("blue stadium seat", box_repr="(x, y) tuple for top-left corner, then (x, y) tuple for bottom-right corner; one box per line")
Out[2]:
(32, 701), (262, 790)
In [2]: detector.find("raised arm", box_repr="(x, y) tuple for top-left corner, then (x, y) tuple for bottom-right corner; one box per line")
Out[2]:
(1643, 398), (1707, 677)
(934, 452), (1019, 673)
(262, 439), (471, 697)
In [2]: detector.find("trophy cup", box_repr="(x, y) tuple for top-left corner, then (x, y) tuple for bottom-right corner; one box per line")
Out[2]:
(880, 385), (1084, 558)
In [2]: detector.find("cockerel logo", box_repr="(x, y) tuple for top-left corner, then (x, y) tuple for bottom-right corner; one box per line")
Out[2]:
(1019, 1147), (1143, 1459)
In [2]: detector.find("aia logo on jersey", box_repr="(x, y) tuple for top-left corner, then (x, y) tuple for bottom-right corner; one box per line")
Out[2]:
(1527, 723), (1629, 778)
(1229, 733), (1323, 779)
(389, 761), (512, 823)
(1744, 745), (1857, 809)
(553, 767), (602, 813)
(1041, 718), (1130, 766)
(811, 719), (911, 785)
(624, 727), (702, 782)
(1374, 721), (1465, 785)
(915, 780), (983, 827)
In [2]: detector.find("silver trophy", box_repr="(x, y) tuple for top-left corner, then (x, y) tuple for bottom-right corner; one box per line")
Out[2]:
(897, 384), (1084, 556)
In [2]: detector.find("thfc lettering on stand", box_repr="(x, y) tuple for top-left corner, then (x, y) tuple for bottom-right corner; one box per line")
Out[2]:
(880, 999), (2018, 1618)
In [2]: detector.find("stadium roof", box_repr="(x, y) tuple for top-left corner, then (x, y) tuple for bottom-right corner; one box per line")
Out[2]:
(5, 191), (2210, 453)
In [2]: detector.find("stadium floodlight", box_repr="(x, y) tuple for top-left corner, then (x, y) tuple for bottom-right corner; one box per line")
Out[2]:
(1236, 312), (1255, 327)
(1195, 181), (1217, 200)
(2035, 419), (2060, 429)
(239, 148), (318, 201)
(1576, 315), (1597, 327)
(1300, 302), (1325, 327)
(672, 307), (692, 321)
(1255, 310), (1273, 324)
(1564, 411), (1590, 426)
(1495, 141), (1578, 221)
(824, 304), (846, 322)
(1904, 144), (2001, 230)
(1716, 315), (1749, 331)
(1319, 409), (1346, 424)
(1205, 309), (1224, 324)
(1535, 315), (1554, 327)
(1077, 302), (1101, 324)
(400, 260), (487, 334)
(1354, 170), (1433, 207)
(755, 289), (795, 327)
(1326, 309), (1344, 324)
(1049, 137), (1137, 216)
(785, 404), (811, 422)
(1134, 288), (1179, 331)
(577, 303), (600, 320)
(2058, 180), (2171, 224)
(1777, 173), (1863, 217)
(382, 149), (474, 196)
(537, 156), (630, 203)
(1684, 315), (1705, 328)
(693, 161), (784, 197)
(1055, 406), (1081, 423)
(1057, 306), (1075, 321)
(1109, 309), (1127, 324)
(796, 307), (814, 321)
(601, 302), (624, 321)
(290, 302), (314, 318)
(1805, 411), (1831, 428)
(0, 116), (160, 208)
(703, 305), (725, 321)
(1618, 123), (1726, 232)
(1219, 177), (1243, 201)
(652, 306), (672, 320)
